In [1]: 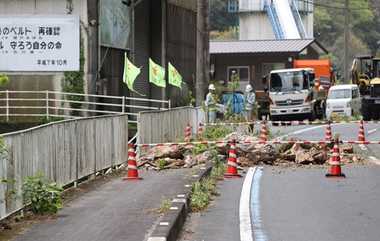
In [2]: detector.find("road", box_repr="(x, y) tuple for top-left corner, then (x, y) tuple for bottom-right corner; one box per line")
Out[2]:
(14, 170), (193, 241)
(180, 123), (380, 241)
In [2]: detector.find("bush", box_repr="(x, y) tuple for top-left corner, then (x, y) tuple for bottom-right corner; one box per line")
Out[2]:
(0, 74), (9, 86)
(192, 143), (208, 155)
(190, 181), (210, 212)
(203, 126), (232, 141)
(23, 173), (63, 215)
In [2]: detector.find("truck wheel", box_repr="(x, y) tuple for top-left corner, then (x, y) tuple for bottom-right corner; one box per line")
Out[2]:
(362, 108), (371, 121)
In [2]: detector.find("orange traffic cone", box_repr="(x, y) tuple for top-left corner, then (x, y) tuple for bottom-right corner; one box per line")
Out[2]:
(224, 140), (241, 178)
(325, 122), (332, 142)
(185, 123), (192, 142)
(259, 121), (268, 143)
(197, 122), (204, 140)
(325, 139), (345, 178)
(123, 144), (143, 180)
(358, 120), (366, 142)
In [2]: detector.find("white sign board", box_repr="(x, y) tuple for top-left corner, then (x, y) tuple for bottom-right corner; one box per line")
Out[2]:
(0, 15), (79, 71)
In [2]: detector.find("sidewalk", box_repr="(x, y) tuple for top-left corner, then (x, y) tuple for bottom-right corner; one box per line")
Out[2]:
(15, 169), (193, 241)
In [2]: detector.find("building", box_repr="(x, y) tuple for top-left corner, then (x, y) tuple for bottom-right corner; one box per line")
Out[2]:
(239, 0), (314, 40)
(210, 39), (328, 91)
(0, 0), (201, 109)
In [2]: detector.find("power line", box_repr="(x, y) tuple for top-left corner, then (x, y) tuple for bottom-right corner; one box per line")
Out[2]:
(297, 0), (371, 11)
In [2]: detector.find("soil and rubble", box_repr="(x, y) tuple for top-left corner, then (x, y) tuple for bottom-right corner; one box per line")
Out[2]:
(138, 132), (366, 170)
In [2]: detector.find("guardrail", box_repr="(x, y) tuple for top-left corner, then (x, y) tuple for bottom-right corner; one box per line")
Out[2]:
(137, 107), (205, 144)
(0, 114), (129, 220)
(0, 90), (171, 123)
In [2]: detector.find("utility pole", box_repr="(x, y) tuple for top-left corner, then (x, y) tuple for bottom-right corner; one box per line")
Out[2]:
(344, 0), (350, 83)
(196, 0), (210, 106)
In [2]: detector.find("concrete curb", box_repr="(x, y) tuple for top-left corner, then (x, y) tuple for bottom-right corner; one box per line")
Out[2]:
(147, 164), (213, 241)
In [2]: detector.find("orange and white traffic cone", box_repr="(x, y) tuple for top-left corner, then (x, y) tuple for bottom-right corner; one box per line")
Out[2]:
(185, 123), (192, 142)
(358, 120), (366, 142)
(325, 139), (345, 178)
(224, 140), (241, 178)
(325, 122), (332, 142)
(197, 122), (204, 140)
(123, 143), (143, 180)
(259, 121), (268, 143)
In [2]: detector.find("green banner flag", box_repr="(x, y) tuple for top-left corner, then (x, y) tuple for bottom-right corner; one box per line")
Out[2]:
(149, 58), (166, 88)
(168, 62), (182, 89)
(123, 54), (141, 93)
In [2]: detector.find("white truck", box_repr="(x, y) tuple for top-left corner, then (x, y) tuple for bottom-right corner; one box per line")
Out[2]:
(268, 68), (326, 121)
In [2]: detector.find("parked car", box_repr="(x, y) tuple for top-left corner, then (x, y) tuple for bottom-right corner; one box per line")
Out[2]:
(326, 85), (361, 119)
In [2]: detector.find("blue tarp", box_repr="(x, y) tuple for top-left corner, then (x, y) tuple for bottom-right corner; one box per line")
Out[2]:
(222, 92), (245, 114)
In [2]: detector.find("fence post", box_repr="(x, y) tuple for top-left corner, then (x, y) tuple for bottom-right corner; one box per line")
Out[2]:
(122, 97), (125, 113)
(45, 90), (49, 121)
(5, 90), (9, 122)
(168, 99), (171, 110)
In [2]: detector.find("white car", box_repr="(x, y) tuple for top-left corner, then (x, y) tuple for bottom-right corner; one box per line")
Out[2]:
(326, 84), (361, 119)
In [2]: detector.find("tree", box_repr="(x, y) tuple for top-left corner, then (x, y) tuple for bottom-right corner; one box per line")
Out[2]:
(210, 0), (238, 32)
(314, 0), (379, 78)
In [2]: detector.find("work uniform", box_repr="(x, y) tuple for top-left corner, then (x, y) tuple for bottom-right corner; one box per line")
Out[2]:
(205, 92), (218, 123)
(244, 91), (256, 121)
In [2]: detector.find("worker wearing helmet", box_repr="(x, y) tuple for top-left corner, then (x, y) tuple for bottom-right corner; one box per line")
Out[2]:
(244, 84), (256, 122)
(205, 84), (218, 123)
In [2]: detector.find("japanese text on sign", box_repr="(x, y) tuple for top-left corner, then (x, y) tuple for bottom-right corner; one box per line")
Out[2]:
(0, 15), (79, 71)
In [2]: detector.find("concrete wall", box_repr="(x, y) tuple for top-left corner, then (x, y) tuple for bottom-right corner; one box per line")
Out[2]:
(0, 0), (89, 93)
(239, 13), (275, 40)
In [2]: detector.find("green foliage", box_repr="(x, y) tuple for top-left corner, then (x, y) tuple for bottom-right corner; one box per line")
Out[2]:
(0, 74), (9, 87)
(190, 181), (210, 211)
(157, 159), (167, 170)
(210, 0), (239, 32)
(23, 173), (63, 215)
(158, 198), (171, 214)
(192, 143), (208, 155)
(0, 136), (7, 157)
(203, 126), (232, 141)
(314, 0), (380, 78)
(62, 43), (85, 113)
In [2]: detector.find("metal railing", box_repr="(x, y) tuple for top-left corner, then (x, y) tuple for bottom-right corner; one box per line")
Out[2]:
(0, 90), (171, 123)
(291, 0), (307, 38)
(265, 2), (285, 40)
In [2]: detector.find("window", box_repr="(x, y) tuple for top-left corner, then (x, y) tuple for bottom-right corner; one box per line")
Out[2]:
(329, 89), (352, 99)
(227, 66), (250, 82)
(228, 0), (239, 13)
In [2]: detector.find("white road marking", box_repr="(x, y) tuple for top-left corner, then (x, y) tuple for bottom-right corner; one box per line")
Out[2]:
(251, 167), (267, 241)
(369, 156), (380, 165)
(276, 123), (346, 140)
(240, 167), (256, 241)
(359, 144), (368, 151)
(368, 128), (378, 135)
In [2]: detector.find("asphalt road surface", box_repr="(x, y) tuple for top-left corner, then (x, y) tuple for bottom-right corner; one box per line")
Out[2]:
(180, 123), (380, 241)
(14, 169), (192, 241)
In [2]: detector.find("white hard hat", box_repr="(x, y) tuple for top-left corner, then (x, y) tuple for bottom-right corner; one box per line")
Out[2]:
(245, 84), (253, 92)
(208, 84), (216, 90)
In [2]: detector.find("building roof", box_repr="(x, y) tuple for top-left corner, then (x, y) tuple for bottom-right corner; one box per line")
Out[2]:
(210, 39), (328, 55)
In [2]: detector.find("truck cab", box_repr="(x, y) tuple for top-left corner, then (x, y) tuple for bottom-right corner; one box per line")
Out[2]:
(268, 68), (319, 121)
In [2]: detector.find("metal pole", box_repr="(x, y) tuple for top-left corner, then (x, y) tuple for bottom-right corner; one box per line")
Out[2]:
(46, 90), (49, 121)
(5, 90), (9, 122)
(122, 97), (125, 113)
(344, 0), (350, 83)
